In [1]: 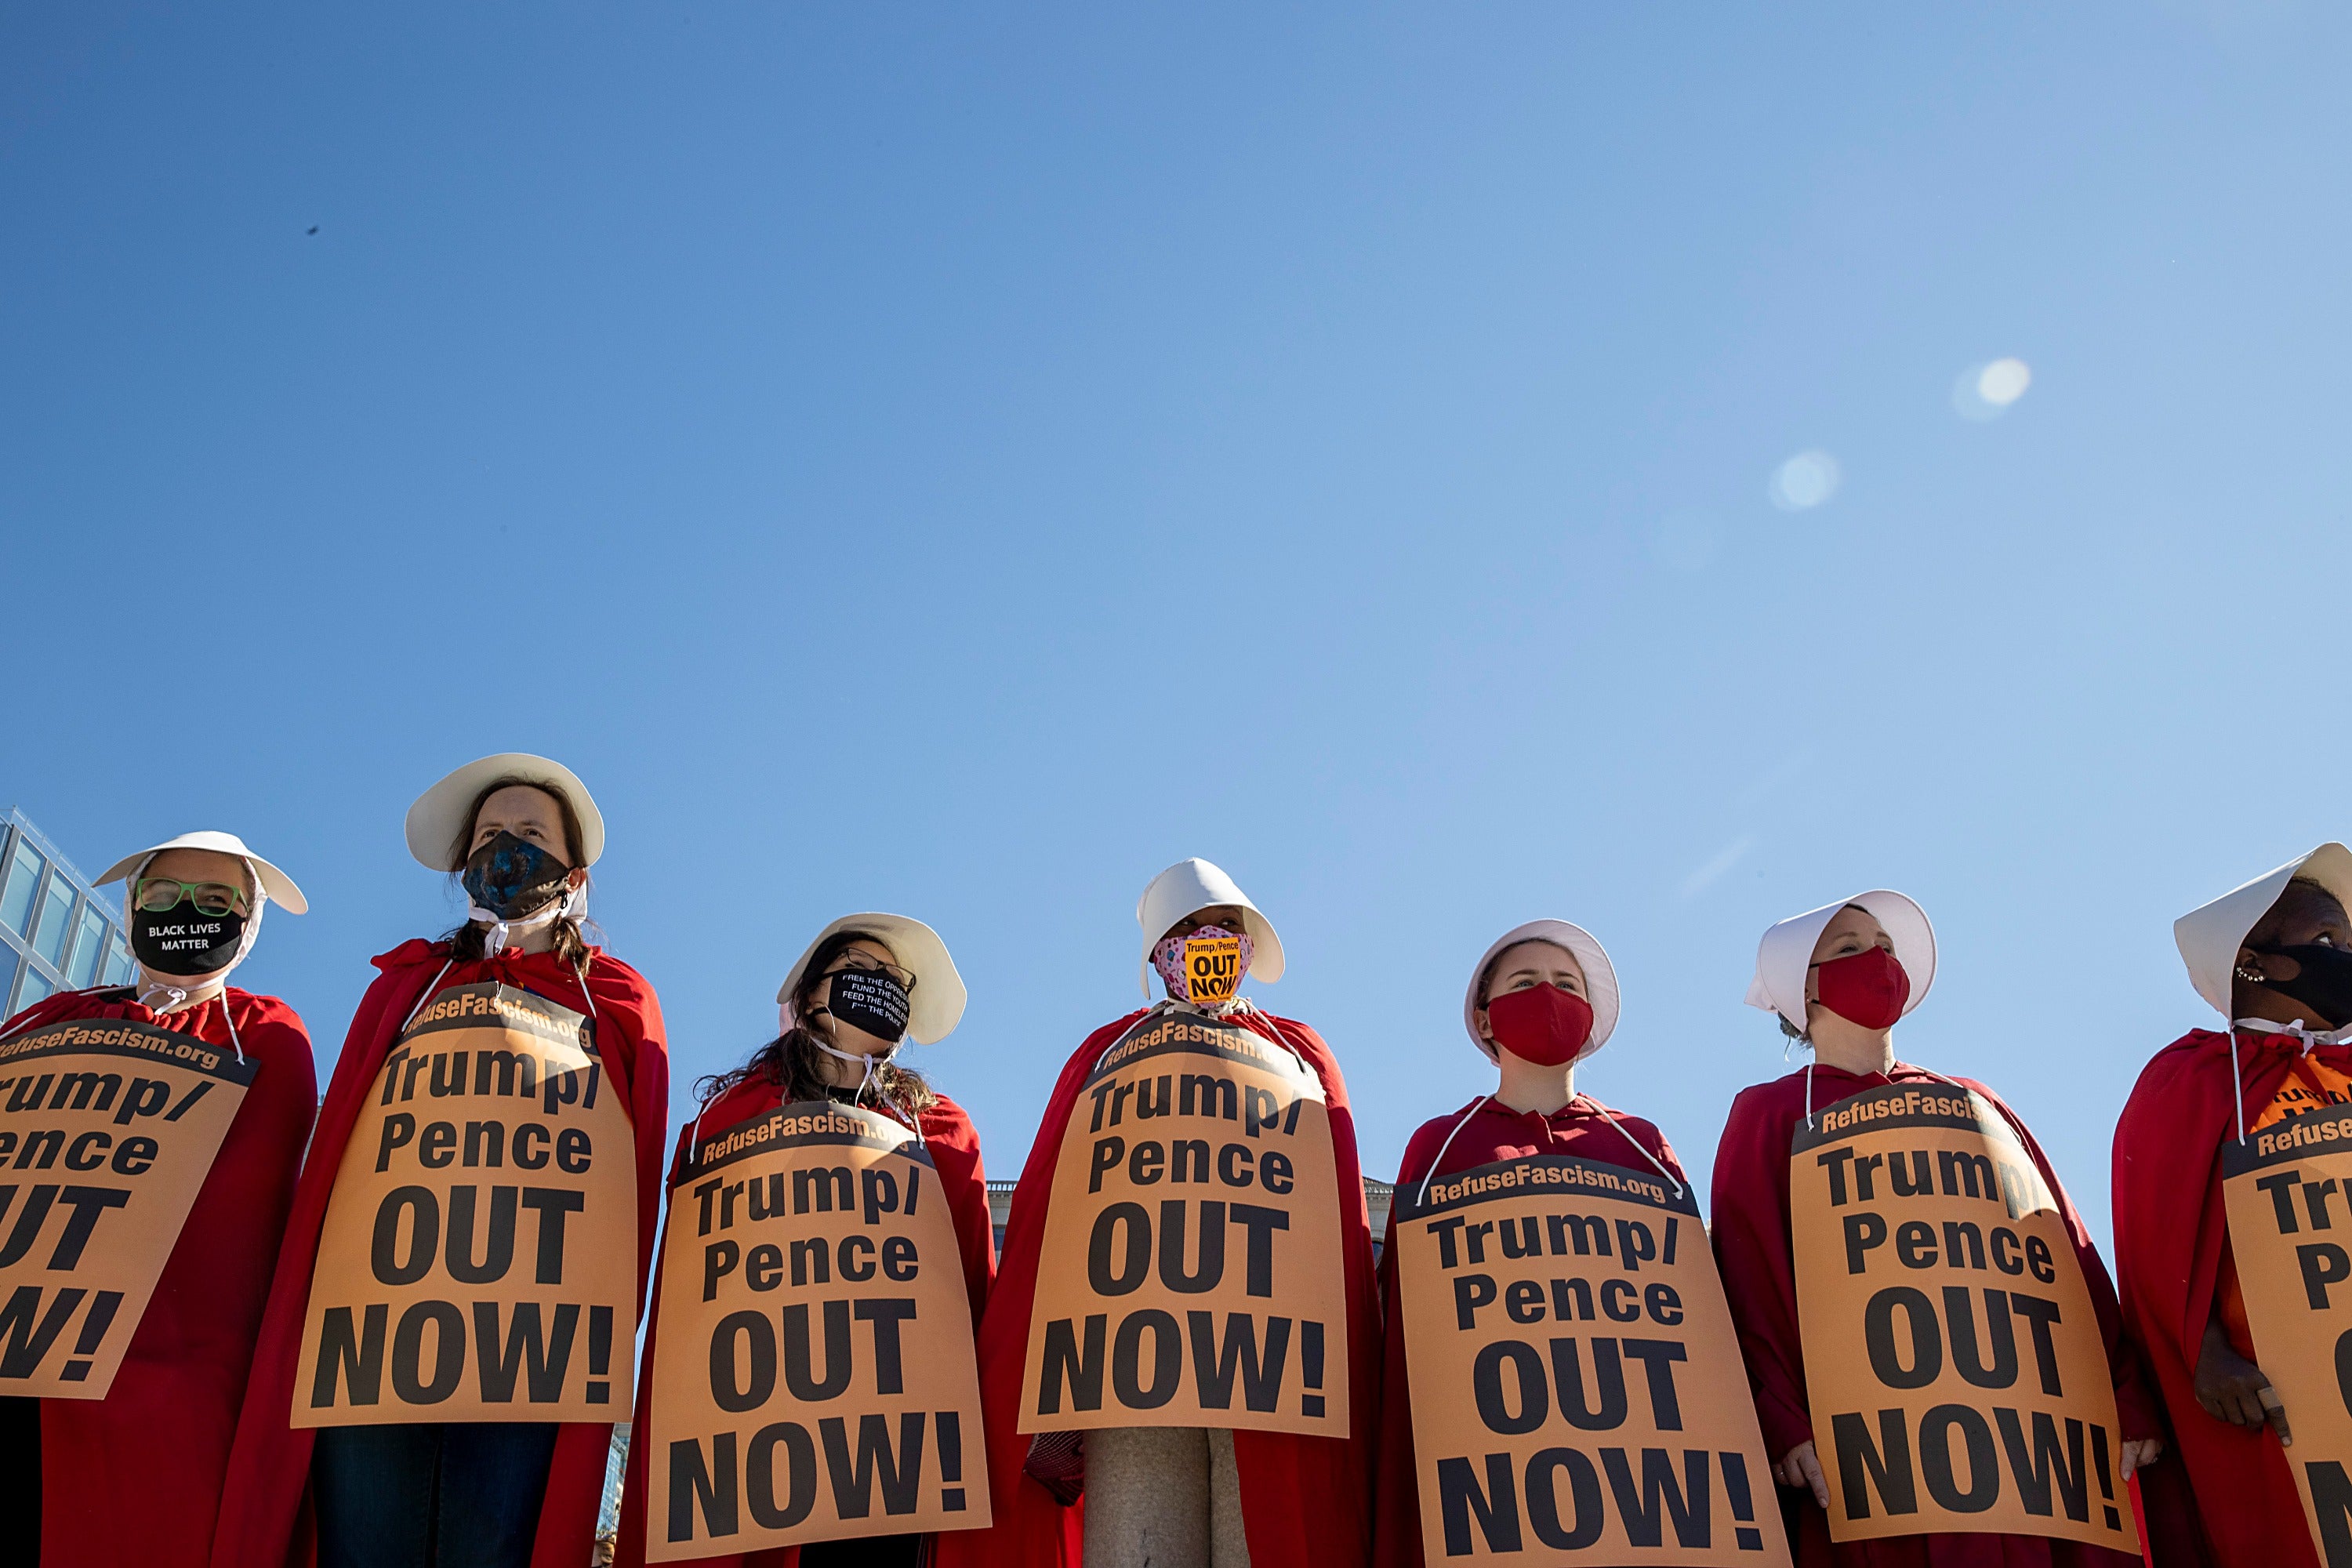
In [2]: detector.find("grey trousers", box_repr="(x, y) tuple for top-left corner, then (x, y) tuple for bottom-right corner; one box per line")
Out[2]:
(1082, 1426), (1250, 1568)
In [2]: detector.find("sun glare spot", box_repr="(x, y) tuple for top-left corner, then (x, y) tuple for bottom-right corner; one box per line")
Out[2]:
(1954, 357), (2032, 420)
(1769, 451), (1841, 511)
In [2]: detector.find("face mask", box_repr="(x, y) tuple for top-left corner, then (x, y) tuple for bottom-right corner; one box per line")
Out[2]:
(130, 901), (245, 977)
(462, 831), (572, 920)
(1813, 946), (1910, 1031)
(1154, 926), (1254, 1005)
(1485, 983), (1595, 1066)
(822, 967), (911, 1045)
(2254, 944), (2352, 1029)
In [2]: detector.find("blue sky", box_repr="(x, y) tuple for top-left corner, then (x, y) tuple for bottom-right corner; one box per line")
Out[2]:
(6, 3), (2349, 1247)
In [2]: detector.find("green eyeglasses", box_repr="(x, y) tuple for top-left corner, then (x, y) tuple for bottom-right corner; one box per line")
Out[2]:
(134, 877), (250, 918)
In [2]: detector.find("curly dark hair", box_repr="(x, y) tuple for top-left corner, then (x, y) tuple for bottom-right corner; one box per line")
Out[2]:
(437, 775), (596, 967)
(695, 930), (938, 1116)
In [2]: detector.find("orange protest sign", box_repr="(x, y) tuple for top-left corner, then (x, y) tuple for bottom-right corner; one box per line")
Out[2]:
(292, 982), (639, 1426)
(644, 1100), (989, 1559)
(1018, 1009), (1348, 1437)
(0, 1016), (255, 1399)
(1180, 937), (1242, 1006)
(2222, 1107), (2352, 1563)
(1789, 1084), (2134, 1549)
(1392, 1153), (1791, 1566)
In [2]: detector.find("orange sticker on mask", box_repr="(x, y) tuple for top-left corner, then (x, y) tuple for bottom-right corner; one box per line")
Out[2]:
(1183, 936), (1243, 1005)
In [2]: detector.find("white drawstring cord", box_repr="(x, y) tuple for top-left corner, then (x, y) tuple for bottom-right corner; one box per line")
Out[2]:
(1417, 1096), (1494, 1208)
(570, 954), (598, 1021)
(1587, 1099), (1686, 1199)
(399, 960), (458, 1034)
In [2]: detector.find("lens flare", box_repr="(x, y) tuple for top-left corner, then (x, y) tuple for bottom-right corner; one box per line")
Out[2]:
(1953, 357), (2032, 420)
(1769, 451), (1841, 511)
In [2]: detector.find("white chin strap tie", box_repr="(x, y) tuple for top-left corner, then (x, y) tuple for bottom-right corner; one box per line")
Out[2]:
(470, 884), (585, 957)
(811, 1032), (902, 1104)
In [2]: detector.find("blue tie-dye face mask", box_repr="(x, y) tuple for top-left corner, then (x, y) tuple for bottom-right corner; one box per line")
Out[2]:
(461, 831), (570, 920)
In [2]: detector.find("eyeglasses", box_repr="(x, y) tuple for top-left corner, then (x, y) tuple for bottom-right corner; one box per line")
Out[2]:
(829, 955), (917, 991)
(134, 877), (249, 918)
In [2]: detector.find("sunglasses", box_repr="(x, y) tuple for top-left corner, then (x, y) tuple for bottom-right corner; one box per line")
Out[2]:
(829, 954), (917, 992)
(134, 877), (250, 918)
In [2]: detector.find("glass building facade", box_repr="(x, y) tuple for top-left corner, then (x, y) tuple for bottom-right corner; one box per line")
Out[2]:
(0, 808), (136, 1018)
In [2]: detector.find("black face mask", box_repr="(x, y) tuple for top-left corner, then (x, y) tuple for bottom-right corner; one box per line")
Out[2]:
(2255, 944), (2352, 1029)
(822, 967), (910, 1044)
(462, 831), (572, 920)
(130, 902), (245, 976)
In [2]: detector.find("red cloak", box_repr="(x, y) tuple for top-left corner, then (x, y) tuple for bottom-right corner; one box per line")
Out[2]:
(932, 1006), (1381, 1568)
(1371, 1094), (1685, 1568)
(612, 1077), (997, 1567)
(2112, 1027), (2347, 1568)
(0, 985), (314, 1568)
(1710, 1063), (2156, 1568)
(209, 940), (670, 1568)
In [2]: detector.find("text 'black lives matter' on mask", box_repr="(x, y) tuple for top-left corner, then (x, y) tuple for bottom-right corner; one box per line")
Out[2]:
(462, 830), (572, 920)
(130, 901), (245, 976)
(824, 966), (911, 1045)
(1813, 945), (1911, 1031)
(2256, 942), (2352, 1030)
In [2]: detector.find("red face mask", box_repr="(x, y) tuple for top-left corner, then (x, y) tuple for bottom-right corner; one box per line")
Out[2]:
(1485, 984), (1595, 1066)
(1813, 946), (1910, 1030)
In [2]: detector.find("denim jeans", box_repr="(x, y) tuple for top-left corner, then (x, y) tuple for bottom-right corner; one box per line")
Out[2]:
(313, 1421), (561, 1568)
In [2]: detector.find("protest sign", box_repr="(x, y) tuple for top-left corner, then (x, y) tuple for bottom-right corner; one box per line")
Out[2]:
(1019, 1009), (1349, 1436)
(0, 1016), (255, 1398)
(2223, 1106), (2352, 1564)
(1790, 1084), (2133, 1549)
(646, 1100), (988, 1559)
(1392, 1152), (1791, 1565)
(292, 982), (638, 1425)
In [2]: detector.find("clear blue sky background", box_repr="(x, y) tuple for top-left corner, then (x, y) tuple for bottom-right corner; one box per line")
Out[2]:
(7, 4), (2348, 1249)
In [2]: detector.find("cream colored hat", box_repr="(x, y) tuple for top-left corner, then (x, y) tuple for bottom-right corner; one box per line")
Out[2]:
(405, 753), (605, 871)
(778, 914), (967, 1044)
(2174, 844), (2352, 1018)
(1744, 889), (1936, 1033)
(1461, 919), (1619, 1062)
(1135, 858), (1285, 998)
(96, 830), (307, 915)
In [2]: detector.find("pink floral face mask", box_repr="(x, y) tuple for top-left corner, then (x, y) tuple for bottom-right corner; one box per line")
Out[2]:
(1153, 925), (1254, 1005)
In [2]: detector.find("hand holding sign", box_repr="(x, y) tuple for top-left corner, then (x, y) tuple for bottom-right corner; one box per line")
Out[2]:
(2194, 1319), (2291, 1446)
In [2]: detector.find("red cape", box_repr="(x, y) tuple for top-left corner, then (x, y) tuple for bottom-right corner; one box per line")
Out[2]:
(0, 985), (314, 1568)
(1371, 1094), (1684, 1568)
(1710, 1063), (2154, 1568)
(2113, 1027), (2343, 1568)
(209, 941), (670, 1568)
(933, 1006), (1381, 1568)
(613, 1078), (997, 1567)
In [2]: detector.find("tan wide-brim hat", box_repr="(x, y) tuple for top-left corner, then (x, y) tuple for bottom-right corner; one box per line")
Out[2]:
(777, 913), (967, 1044)
(1744, 889), (1936, 1033)
(2175, 844), (2352, 1018)
(1134, 858), (1285, 998)
(405, 753), (605, 871)
(1461, 919), (1620, 1062)
(95, 830), (307, 915)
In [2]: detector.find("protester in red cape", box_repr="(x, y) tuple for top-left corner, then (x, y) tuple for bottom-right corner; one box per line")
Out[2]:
(935, 858), (1379, 1568)
(2114, 844), (2352, 1568)
(1709, 890), (2160, 1567)
(210, 753), (669, 1568)
(0, 830), (315, 1568)
(1371, 918), (1686, 1568)
(615, 911), (995, 1568)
